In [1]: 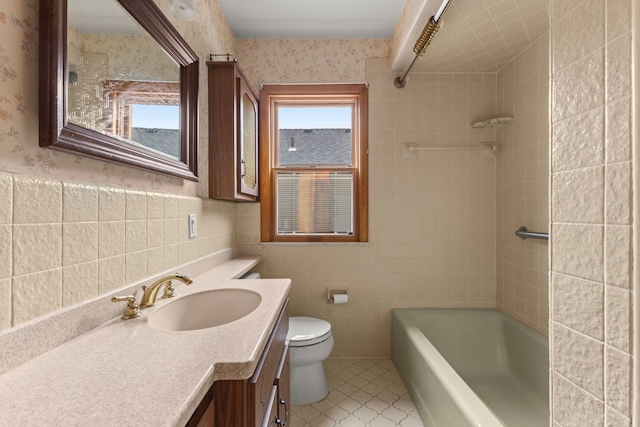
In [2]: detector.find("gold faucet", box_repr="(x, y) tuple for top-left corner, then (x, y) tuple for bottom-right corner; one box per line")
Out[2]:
(140, 274), (193, 308)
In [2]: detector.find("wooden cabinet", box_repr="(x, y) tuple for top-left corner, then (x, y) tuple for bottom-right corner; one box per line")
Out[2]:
(187, 300), (290, 427)
(207, 61), (259, 201)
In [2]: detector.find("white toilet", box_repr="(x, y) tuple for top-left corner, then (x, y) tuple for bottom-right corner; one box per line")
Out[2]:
(287, 316), (334, 406)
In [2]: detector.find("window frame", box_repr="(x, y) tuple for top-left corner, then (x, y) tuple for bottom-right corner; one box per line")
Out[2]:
(259, 84), (369, 243)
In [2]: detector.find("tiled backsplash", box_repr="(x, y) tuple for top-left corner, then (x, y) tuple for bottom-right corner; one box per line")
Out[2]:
(496, 34), (550, 334)
(0, 171), (238, 331)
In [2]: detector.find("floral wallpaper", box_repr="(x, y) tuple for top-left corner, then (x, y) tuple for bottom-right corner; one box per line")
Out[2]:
(0, 0), (235, 197)
(235, 38), (389, 91)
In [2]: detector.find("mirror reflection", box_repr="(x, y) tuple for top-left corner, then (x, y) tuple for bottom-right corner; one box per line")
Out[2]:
(67, 0), (181, 159)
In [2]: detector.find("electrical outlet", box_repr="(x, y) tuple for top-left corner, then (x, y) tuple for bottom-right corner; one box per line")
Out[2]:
(188, 214), (197, 238)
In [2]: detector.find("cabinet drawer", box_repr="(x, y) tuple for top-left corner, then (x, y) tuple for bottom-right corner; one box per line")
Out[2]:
(248, 300), (289, 427)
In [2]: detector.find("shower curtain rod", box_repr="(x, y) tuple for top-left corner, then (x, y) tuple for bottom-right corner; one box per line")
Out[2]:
(394, 0), (452, 89)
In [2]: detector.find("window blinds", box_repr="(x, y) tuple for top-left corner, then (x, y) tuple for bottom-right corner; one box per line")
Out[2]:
(242, 94), (257, 189)
(276, 171), (353, 235)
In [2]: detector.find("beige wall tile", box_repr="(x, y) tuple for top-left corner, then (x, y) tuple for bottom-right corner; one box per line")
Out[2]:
(605, 225), (632, 289)
(164, 196), (179, 219)
(552, 107), (604, 172)
(553, 322), (604, 398)
(552, 372), (604, 426)
(98, 222), (125, 258)
(125, 189), (146, 220)
(125, 220), (147, 253)
(13, 175), (62, 224)
(13, 224), (61, 276)
(605, 286), (631, 352)
(164, 244), (178, 268)
(552, 167), (604, 223)
(605, 162), (632, 225)
(98, 255), (125, 295)
(0, 225), (11, 279)
(63, 182), (98, 223)
(146, 193), (164, 219)
(98, 187), (125, 221)
(12, 269), (62, 325)
(125, 252), (147, 284)
(62, 223), (98, 266)
(606, 0), (631, 40)
(146, 247), (165, 277)
(551, 273), (603, 340)
(147, 220), (164, 249)
(606, 98), (631, 163)
(0, 172), (12, 224)
(606, 35), (631, 103)
(552, 49), (604, 122)
(605, 346), (631, 416)
(552, 224), (603, 282)
(551, 0), (603, 73)
(164, 219), (179, 245)
(605, 406), (631, 427)
(0, 279), (10, 329)
(62, 261), (98, 307)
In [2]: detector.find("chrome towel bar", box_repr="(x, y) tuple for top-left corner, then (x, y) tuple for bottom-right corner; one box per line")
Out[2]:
(515, 226), (548, 240)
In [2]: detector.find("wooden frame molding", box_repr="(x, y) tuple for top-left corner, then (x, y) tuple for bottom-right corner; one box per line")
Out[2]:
(39, 0), (199, 180)
(259, 84), (369, 243)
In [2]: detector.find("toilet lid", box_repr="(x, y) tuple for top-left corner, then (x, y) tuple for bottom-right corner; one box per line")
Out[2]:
(287, 317), (332, 347)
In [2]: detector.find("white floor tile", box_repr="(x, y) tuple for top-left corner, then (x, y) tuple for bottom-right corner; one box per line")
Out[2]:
(290, 358), (424, 427)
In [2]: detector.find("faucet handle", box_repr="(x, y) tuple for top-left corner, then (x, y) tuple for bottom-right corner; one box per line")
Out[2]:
(111, 295), (141, 320)
(162, 281), (176, 299)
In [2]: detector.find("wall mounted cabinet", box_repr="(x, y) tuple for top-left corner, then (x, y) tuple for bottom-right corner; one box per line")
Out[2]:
(208, 61), (259, 201)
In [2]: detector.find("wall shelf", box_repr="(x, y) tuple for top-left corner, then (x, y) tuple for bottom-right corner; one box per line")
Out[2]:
(471, 116), (513, 128)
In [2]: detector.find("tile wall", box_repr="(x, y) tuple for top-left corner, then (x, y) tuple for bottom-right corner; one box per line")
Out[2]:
(496, 34), (550, 334)
(549, 0), (634, 425)
(242, 58), (499, 357)
(0, 171), (237, 330)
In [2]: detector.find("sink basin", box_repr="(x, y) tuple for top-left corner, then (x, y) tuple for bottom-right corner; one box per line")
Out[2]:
(147, 289), (262, 331)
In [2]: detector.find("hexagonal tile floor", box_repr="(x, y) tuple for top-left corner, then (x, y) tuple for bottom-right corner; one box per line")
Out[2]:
(290, 358), (424, 426)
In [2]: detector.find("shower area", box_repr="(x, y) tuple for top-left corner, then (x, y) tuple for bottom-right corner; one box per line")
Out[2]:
(372, 0), (551, 336)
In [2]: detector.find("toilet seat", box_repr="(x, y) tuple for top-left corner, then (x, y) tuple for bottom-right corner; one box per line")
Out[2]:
(287, 317), (332, 347)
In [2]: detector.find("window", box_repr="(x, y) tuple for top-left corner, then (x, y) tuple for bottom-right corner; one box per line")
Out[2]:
(102, 80), (180, 158)
(259, 84), (368, 242)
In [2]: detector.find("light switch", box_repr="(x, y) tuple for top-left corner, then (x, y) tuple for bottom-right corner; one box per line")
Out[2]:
(188, 214), (197, 238)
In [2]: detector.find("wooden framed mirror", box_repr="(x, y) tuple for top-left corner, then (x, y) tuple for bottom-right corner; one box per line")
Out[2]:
(39, 0), (199, 181)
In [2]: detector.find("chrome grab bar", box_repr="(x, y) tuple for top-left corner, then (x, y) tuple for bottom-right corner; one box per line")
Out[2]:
(515, 226), (548, 240)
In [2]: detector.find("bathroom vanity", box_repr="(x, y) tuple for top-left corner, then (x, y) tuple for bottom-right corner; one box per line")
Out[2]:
(0, 255), (291, 427)
(188, 300), (290, 427)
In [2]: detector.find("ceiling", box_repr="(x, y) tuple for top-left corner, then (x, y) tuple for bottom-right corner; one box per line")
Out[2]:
(412, 0), (549, 72)
(216, 0), (407, 39)
(218, 0), (550, 73)
(67, 0), (144, 35)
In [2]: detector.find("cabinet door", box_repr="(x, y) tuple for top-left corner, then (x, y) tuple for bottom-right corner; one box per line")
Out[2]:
(275, 343), (290, 426)
(238, 76), (259, 198)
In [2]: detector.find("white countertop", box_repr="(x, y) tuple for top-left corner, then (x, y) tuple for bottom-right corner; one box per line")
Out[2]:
(0, 265), (291, 426)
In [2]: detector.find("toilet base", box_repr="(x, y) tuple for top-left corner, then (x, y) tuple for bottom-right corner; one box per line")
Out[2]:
(290, 361), (329, 406)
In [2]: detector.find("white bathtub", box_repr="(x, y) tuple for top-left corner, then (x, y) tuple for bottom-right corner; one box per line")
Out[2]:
(392, 308), (548, 427)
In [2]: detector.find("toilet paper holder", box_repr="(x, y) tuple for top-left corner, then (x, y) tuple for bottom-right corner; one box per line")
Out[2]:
(327, 288), (349, 303)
